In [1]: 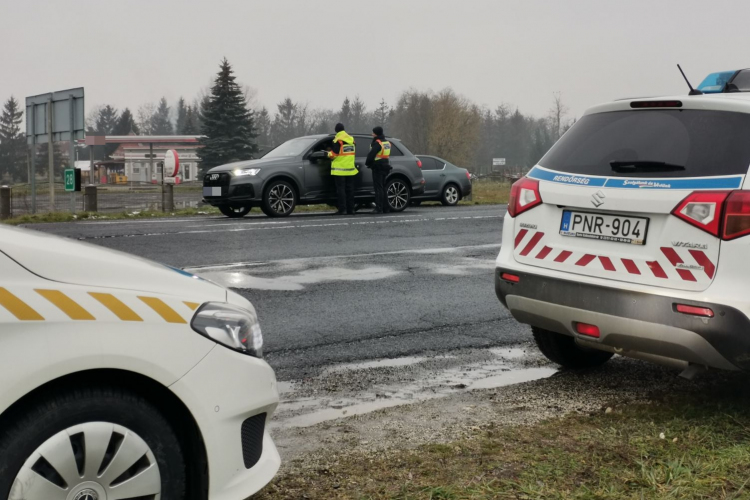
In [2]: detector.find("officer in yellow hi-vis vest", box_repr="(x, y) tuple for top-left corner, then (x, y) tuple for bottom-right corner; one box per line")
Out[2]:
(365, 126), (392, 214)
(327, 123), (358, 215)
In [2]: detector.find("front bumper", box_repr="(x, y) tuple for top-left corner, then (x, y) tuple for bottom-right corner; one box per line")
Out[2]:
(203, 178), (260, 206)
(495, 269), (750, 371)
(170, 345), (280, 500)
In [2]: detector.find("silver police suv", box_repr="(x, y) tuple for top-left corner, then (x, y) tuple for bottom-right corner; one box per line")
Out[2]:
(203, 134), (426, 217)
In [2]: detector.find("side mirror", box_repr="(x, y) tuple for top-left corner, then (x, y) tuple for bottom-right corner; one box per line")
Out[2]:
(309, 151), (328, 161)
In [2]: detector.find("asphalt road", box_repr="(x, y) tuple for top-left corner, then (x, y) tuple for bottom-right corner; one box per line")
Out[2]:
(29, 205), (528, 379)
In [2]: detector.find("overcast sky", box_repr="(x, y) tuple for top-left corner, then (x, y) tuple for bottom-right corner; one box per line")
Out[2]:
(2, 0), (750, 123)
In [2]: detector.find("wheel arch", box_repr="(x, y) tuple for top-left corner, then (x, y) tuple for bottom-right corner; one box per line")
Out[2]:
(0, 368), (209, 499)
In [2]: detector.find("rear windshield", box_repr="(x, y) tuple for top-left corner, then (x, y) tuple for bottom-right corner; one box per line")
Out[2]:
(539, 110), (750, 178)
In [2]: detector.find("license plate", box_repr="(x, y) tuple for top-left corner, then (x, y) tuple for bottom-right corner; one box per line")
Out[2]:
(203, 187), (222, 197)
(560, 210), (649, 245)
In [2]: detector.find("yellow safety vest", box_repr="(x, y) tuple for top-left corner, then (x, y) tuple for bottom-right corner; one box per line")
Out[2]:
(327, 131), (357, 176)
(375, 139), (391, 161)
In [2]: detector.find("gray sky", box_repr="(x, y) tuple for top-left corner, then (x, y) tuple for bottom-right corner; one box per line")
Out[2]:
(3, 0), (750, 122)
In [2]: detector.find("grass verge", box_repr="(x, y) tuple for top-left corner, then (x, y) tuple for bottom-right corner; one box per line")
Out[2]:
(259, 388), (750, 499)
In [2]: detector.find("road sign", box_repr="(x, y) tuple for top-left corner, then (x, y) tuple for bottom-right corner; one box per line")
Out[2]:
(492, 158), (506, 166)
(164, 150), (180, 177)
(64, 168), (81, 192)
(26, 88), (85, 145)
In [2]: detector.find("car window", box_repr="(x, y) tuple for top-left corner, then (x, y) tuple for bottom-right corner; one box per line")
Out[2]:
(433, 158), (446, 170)
(264, 137), (318, 158)
(389, 142), (404, 156)
(419, 157), (438, 170)
(354, 137), (372, 157)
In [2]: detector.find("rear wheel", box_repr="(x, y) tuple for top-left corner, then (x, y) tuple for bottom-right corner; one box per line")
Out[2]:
(532, 327), (613, 369)
(0, 387), (186, 500)
(262, 180), (296, 217)
(441, 184), (460, 206)
(219, 205), (251, 218)
(387, 178), (410, 212)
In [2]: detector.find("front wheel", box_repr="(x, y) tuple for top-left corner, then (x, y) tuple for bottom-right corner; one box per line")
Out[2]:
(387, 178), (410, 212)
(0, 387), (186, 499)
(441, 184), (460, 206)
(219, 205), (251, 218)
(262, 180), (296, 217)
(532, 327), (613, 369)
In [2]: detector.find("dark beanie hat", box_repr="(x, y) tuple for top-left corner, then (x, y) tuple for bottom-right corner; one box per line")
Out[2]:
(335, 123), (345, 133)
(373, 126), (384, 136)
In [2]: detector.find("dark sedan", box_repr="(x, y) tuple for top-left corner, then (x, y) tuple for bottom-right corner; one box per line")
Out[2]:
(412, 155), (472, 206)
(202, 134), (425, 217)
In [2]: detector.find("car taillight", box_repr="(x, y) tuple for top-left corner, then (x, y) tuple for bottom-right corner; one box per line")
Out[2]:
(671, 190), (750, 240)
(674, 304), (714, 318)
(465, 171), (471, 180)
(723, 191), (750, 240)
(416, 159), (422, 168)
(508, 177), (542, 218)
(671, 190), (731, 238)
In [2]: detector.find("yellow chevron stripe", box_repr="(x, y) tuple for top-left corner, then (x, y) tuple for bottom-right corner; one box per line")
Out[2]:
(184, 301), (200, 311)
(139, 297), (187, 324)
(89, 293), (143, 321)
(36, 290), (95, 320)
(0, 288), (44, 321)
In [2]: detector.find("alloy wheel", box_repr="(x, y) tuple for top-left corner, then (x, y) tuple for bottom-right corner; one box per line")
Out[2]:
(11, 422), (161, 499)
(445, 185), (459, 205)
(268, 184), (294, 214)
(387, 181), (409, 210)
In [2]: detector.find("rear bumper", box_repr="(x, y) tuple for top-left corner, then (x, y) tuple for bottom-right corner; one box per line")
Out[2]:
(495, 268), (750, 371)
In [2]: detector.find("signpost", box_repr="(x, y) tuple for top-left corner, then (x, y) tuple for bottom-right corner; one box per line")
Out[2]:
(64, 168), (81, 192)
(26, 88), (84, 213)
(492, 158), (506, 166)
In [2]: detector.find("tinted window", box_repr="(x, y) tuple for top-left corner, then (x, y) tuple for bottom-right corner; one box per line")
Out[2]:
(433, 158), (446, 170)
(419, 157), (438, 170)
(264, 137), (318, 158)
(389, 142), (404, 156)
(540, 110), (750, 177)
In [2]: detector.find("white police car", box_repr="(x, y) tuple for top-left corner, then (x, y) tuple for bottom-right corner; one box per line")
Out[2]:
(0, 225), (280, 499)
(495, 90), (750, 376)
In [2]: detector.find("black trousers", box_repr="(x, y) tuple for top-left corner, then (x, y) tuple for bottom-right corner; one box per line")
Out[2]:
(334, 175), (356, 213)
(372, 167), (390, 212)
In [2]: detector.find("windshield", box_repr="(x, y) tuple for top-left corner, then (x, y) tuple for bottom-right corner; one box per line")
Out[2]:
(539, 110), (750, 178)
(263, 137), (318, 158)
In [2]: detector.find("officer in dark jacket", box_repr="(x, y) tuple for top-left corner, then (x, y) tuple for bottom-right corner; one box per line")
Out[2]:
(365, 126), (392, 214)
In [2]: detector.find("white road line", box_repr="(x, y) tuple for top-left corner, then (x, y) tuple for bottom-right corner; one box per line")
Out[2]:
(184, 243), (502, 271)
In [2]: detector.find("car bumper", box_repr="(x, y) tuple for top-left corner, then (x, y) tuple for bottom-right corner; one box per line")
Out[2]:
(495, 268), (749, 371)
(203, 179), (260, 206)
(170, 345), (281, 500)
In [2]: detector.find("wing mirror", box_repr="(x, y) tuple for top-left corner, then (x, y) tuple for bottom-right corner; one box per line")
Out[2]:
(309, 151), (328, 161)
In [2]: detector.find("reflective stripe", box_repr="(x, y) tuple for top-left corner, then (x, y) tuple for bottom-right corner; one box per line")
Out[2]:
(139, 296), (187, 324)
(332, 166), (357, 171)
(89, 292), (143, 322)
(0, 287), (44, 321)
(36, 289), (95, 320)
(184, 301), (200, 311)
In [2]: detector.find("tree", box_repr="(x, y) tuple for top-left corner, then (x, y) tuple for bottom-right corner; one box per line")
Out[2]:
(373, 99), (390, 130)
(175, 97), (188, 134)
(95, 105), (119, 135)
(338, 97), (352, 126)
(270, 98), (310, 145)
(0, 96), (26, 181)
(427, 89), (481, 167)
(198, 58), (259, 170)
(137, 103), (156, 135)
(548, 92), (569, 141)
(35, 143), (65, 179)
(255, 107), (272, 153)
(181, 106), (200, 135)
(112, 108), (140, 136)
(151, 97), (173, 135)
(349, 95), (368, 133)
(390, 90), (433, 155)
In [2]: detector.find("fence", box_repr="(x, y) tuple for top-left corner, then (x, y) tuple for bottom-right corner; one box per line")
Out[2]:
(1, 182), (205, 218)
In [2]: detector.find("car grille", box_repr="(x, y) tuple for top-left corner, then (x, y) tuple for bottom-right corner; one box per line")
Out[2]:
(203, 172), (231, 187)
(240, 413), (266, 469)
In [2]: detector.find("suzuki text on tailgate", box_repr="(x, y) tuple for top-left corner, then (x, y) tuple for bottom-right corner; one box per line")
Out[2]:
(495, 95), (750, 377)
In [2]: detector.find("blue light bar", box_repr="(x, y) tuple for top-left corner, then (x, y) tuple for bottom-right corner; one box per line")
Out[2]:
(697, 71), (736, 93)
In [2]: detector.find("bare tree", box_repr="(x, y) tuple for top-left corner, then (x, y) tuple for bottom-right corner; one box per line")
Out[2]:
(136, 103), (157, 135)
(428, 89), (481, 167)
(548, 92), (569, 141)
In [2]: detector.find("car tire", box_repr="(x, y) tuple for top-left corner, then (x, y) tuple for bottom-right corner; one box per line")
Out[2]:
(0, 386), (186, 500)
(219, 205), (251, 218)
(261, 180), (296, 217)
(387, 178), (410, 212)
(441, 184), (460, 206)
(532, 327), (614, 369)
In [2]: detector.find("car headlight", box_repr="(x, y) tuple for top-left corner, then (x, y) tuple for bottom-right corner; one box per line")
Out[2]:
(233, 168), (260, 176)
(191, 302), (263, 357)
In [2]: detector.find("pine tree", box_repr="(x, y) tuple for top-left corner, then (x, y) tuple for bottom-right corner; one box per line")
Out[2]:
(175, 97), (188, 134)
(199, 58), (258, 169)
(182, 106), (199, 135)
(95, 105), (119, 134)
(0, 96), (26, 181)
(35, 143), (65, 179)
(349, 96), (368, 133)
(113, 108), (140, 136)
(338, 97), (352, 126)
(151, 97), (174, 135)
(374, 99), (390, 130)
(271, 98), (301, 145)
(255, 107), (272, 153)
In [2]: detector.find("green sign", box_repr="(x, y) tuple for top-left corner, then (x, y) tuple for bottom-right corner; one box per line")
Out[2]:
(64, 169), (75, 192)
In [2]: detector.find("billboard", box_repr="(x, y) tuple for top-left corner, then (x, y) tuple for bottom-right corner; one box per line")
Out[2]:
(26, 87), (85, 145)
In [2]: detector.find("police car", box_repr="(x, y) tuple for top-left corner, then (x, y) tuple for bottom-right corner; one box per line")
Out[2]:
(0, 225), (280, 499)
(495, 79), (750, 376)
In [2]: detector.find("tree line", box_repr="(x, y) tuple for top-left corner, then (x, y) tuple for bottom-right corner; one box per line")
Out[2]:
(0, 58), (572, 182)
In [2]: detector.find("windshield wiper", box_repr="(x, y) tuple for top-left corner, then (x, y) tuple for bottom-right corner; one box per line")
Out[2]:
(609, 160), (686, 173)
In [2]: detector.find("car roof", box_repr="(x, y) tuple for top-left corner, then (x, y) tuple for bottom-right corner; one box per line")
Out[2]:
(299, 133), (403, 141)
(587, 92), (750, 116)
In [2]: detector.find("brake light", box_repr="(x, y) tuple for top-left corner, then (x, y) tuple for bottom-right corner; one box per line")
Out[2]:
(574, 322), (600, 338)
(723, 191), (750, 240)
(466, 171), (471, 180)
(630, 100), (683, 108)
(671, 191), (731, 238)
(675, 304), (714, 318)
(500, 272), (520, 283)
(416, 159), (422, 168)
(508, 177), (542, 217)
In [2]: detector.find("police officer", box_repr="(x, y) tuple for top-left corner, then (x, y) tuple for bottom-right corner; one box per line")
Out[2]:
(327, 123), (358, 215)
(365, 126), (392, 214)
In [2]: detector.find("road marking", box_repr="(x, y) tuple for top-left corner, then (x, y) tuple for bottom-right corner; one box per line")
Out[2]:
(184, 243), (502, 271)
(0, 288), (44, 321)
(89, 293), (143, 322)
(36, 289), (95, 320)
(139, 297), (187, 324)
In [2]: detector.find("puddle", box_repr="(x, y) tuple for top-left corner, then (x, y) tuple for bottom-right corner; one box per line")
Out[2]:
(271, 347), (556, 429)
(197, 266), (401, 291)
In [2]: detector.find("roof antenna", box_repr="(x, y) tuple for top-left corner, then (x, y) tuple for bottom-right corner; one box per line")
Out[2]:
(677, 64), (703, 95)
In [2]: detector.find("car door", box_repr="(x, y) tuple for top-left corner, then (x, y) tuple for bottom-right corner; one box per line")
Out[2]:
(354, 136), (374, 197)
(302, 139), (336, 200)
(420, 157), (442, 196)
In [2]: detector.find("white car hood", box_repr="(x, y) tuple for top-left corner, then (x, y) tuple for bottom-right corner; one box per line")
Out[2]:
(0, 225), (226, 300)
